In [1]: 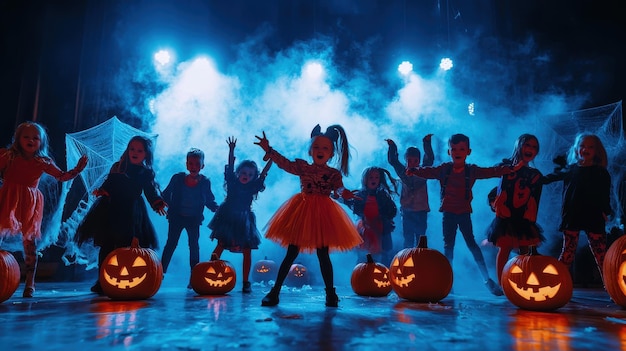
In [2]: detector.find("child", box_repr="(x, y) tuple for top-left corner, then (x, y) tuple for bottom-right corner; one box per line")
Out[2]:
(542, 133), (612, 283)
(160, 148), (219, 288)
(0, 121), (87, 297)
(343, 166), (398, 266)
(406, 133), (518, 296)
(209, 136), (272, 293)
(486, 134), (545, 285)
(254, 124), (363, 307)
(76, 135), (166, 295)
(386, 134), (434, 248)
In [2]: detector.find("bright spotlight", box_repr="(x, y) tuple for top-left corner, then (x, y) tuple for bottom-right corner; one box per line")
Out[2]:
(154, 50), (172, 66)
(468, 102), (475, 116)
(439, 57), (453, 71)
(303, 61), (324, 78)
(398, 61), (413, 76)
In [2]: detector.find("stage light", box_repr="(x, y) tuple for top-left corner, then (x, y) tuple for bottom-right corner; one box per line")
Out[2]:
(154, 50), (172, 66)
(468, 102), (475, 116)
(398, 61), (413, 76)
(439, 57), (453, 71)
(303, 61), (325, 79)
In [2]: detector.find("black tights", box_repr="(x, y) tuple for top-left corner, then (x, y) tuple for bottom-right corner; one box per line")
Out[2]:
(273, 245), (334, 290)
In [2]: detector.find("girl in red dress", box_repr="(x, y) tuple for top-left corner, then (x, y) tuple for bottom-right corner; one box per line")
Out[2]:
(0, 121), (87, 297)
(255, 124), (362, 307)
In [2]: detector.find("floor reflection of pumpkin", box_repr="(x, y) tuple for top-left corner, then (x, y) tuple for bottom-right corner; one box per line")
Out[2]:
(91, 300), (149, 346)
(509, 309), (571, 351)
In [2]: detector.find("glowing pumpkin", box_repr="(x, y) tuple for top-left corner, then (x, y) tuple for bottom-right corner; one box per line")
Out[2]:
(0, 250), (20, 303)
(251, 256), (277, 282)
(602, 235), (626, 307)
(284, 263), (310, 288)
(100, 237), (163, 300)
(351, 253), (392, 297)
(501, 247), (572, 311)
(390, 235), (453, 302)
(191, 253), (236, 295)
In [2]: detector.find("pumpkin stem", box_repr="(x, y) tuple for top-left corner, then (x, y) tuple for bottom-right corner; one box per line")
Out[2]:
(528, 246), (539, 256)
(418, 235), (428, 248)
(211, 253), (219, 261)
(131, 237), (139, 248)
(366, 253), (374, 263)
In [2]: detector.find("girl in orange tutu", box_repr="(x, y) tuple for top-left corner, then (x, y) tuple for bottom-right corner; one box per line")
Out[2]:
(0, 121), (87, 297)
(255, 124), (362, 307)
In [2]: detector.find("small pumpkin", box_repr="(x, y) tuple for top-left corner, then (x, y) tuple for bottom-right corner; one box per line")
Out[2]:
(100, 237), (163, 300)
(390, 235), (453, 302)
(284, 263), (310, 288)
(351, 253), (392, 297)
(191, 253), (236, 295)
(251, 256), (277, 282)
(501, 246), (572, 311)
(602, 235), (626, 307)
(0, 250), (20, 303)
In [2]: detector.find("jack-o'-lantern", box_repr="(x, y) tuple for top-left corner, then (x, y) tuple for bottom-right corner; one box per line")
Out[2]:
(390, 236), (453, 302)
(100, 237), (163, 300)
(251, 256), (277, 282)
(351, 253), (392, 297)
(191, 253), (236, 295)
(509, 309), (571, 351)
(501, 247), (572, 311)
(602, 235), (626, 307)
(284, 263), (310, 288)
(0, 250), (20, 303)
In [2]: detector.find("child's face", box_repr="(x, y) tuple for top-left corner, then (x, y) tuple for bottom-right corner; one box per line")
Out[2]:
(448, 141), (471, 166)
(520, 138), (539, 163)
(366, 171), (381, 190)
(237, 166), (256, 184)
(128, 140), (147, 165)
(186, 156), (203, 175)
(19, 125), (41, 156)
(406, 156), (420, 168)
(577, 137), (596, 164)
(310, 136), (333, 166)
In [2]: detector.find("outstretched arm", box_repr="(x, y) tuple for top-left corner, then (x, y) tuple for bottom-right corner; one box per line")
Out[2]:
(50, 155), (88, 182)
(227, 136), (236, 170)
(260, 159), (273, 179)
(422, 134), (434, 167)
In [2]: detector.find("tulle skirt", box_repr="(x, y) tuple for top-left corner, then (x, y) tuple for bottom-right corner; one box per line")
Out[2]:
(264, 193), (363, 253)
(209, 205), (261, 252)
(486, 216), (545, 248)
(0, 184), (43, 240)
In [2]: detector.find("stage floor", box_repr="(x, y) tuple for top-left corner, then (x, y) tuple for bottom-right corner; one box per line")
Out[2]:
(1, 280), (625, 351)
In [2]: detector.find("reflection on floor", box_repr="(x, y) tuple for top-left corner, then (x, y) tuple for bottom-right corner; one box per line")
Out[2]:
(1, 279), (625, 351)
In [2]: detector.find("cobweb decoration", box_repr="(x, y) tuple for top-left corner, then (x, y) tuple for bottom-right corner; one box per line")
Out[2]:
(534, 101), (625, 239)
(60, 116), (157, 268)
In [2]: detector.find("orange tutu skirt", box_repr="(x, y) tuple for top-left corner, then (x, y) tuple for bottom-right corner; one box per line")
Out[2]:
(264, 193), (363, 253)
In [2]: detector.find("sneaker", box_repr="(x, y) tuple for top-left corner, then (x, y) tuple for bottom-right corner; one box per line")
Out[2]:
(242, 281), (252, 293)
(485, 278), (504, 296)
(22, 287), (34, 298)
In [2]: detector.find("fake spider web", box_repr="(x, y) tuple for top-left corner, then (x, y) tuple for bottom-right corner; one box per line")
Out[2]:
(60, 116), (157, 268)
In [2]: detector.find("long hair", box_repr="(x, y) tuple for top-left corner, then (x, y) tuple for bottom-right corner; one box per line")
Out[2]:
(510, 133), (539, 165)
(9, 121), (52, 159)
(567, 133), (608, 167)
(360, 166), (399, 195)
(309, 124), (351, 176)
(113, 135), (155, 173)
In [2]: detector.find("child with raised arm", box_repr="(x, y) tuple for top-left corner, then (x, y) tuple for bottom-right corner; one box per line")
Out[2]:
(406, 133), (519, 296)
(486, 134), (545, 285)
(0, 121), (87, 297)
(76, 135), (166, 295)
(343, 166), (398, 266)
(255, 124), (363, 307)
(209, 136), (272, 293)
(542, 133), (612, 283)
(161, 148), (219, 288)
(386, 134), (434, 248)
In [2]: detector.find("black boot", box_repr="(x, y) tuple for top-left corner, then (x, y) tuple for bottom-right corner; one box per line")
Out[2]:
(261, 287), (280, 306)
(23, 270), (35, 298)
(325, 287), (339, 307)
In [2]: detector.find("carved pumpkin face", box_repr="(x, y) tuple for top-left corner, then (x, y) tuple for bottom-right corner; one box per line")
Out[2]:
(351, 253), (392, 297)
(191, 254), (236, 295)
(100, 238), (163, 300)
(501, 248), (572, 311)
(251, 257), (277, 282)
(390, 236), (453, 302)
(0, 250), (20, 303)
(284, 263), (310, 288)
(602, 235), (626, 307)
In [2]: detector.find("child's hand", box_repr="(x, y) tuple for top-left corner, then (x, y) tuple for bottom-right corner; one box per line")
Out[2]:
(340, 189), (361, 201)
(255, 132), (272, 160)
(226, 136), (237, 150)
(512, 160), (525, 172)
(153, 199), (168, 216)
(92, 188), (109, 197)
(423, 134), (433, 142)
